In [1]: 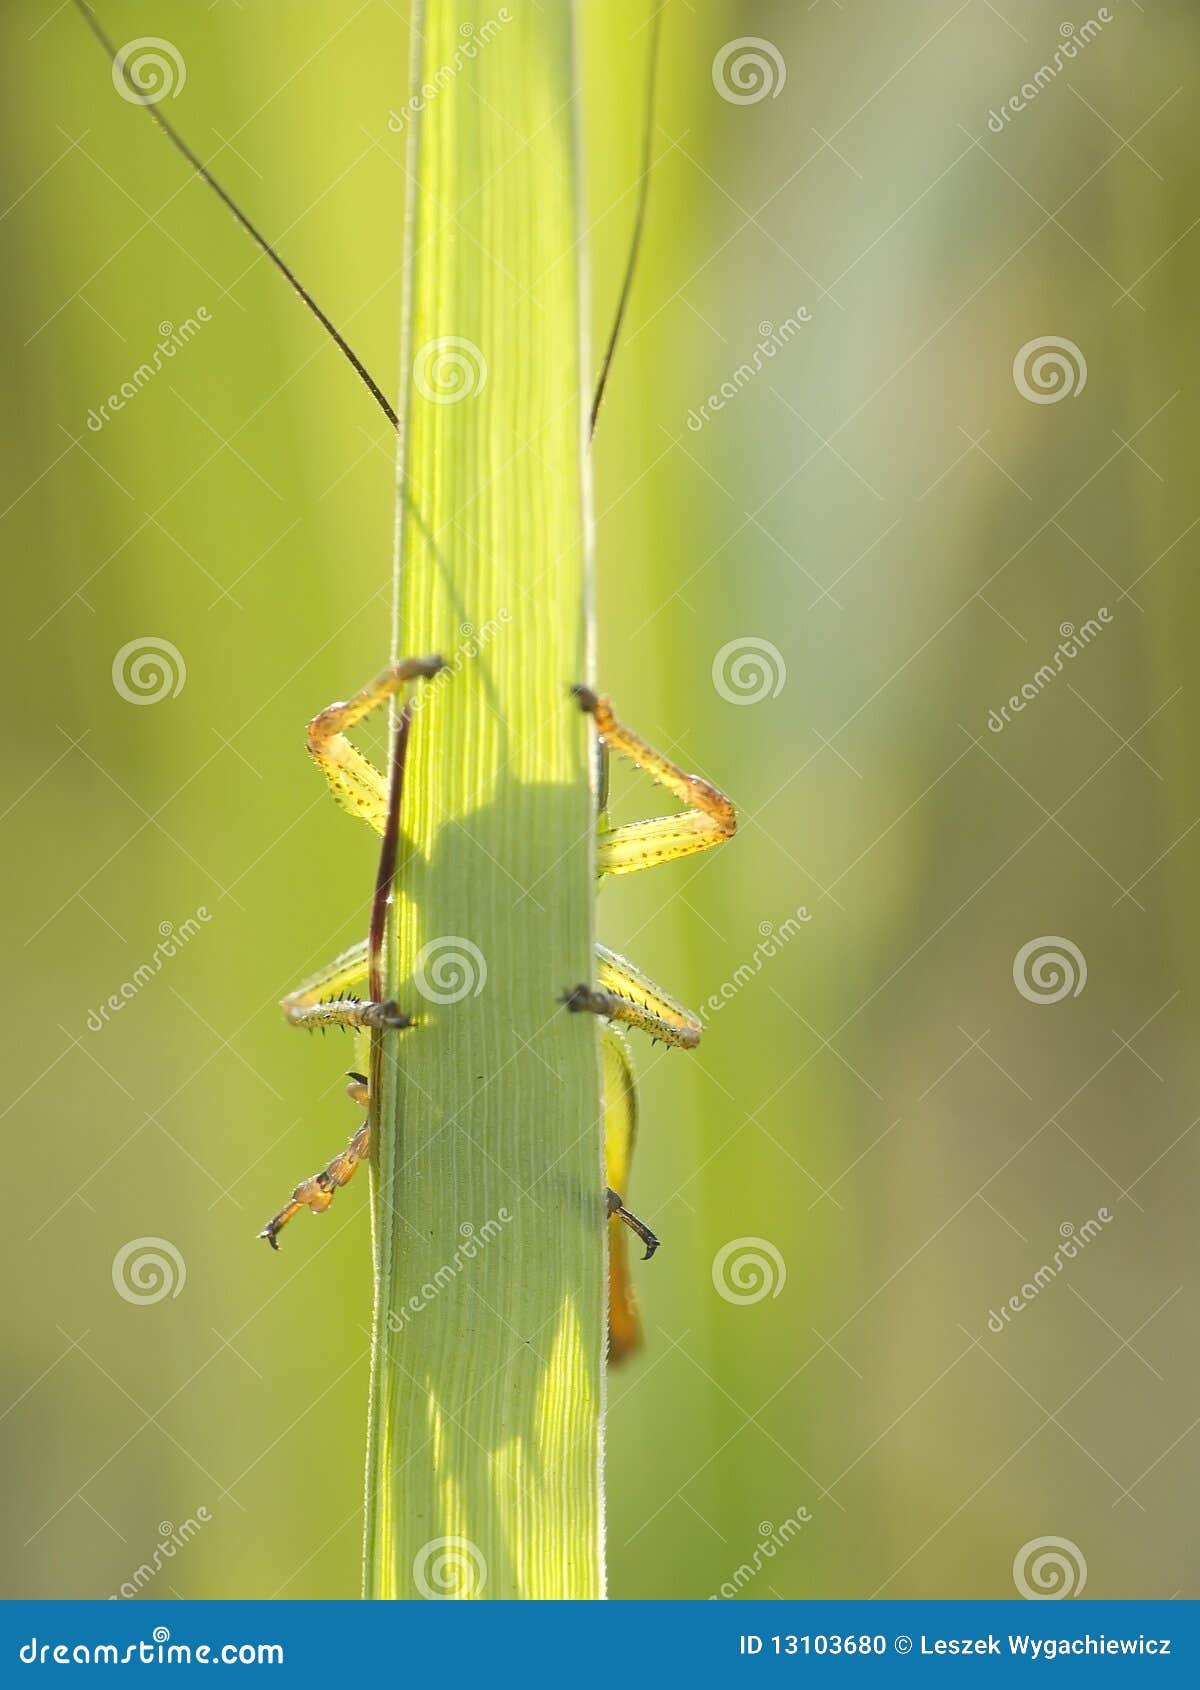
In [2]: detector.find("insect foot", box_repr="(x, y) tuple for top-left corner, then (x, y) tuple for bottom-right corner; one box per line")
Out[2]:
(562, 982), (615, 1019)
(607, 1188), (661, 1261)
(571, 683), (600, 714)
(363, 1000), (413, 1030)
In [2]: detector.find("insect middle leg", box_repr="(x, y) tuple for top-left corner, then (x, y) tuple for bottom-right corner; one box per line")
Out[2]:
(565, 943), (700, 1049)
(280, 938), (409, 1031)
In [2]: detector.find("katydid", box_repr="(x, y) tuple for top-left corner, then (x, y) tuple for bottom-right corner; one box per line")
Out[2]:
(76, 0), (735, 1362)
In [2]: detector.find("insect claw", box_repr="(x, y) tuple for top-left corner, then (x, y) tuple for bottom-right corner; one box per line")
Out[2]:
(570, 683), (600, 715)
(368, 1000), (413, 1030)
(562, 983), (611, 1018)
(607, 1187), (660, 1261)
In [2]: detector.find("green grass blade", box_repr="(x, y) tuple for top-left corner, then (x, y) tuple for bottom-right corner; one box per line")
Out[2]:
(363, 0), (602, 1601)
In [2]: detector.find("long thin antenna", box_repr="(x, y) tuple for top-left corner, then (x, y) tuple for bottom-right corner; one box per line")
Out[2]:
(74, 0), (661, 443)
(588, 4), (664, 439)
(71, 0), (399, 430)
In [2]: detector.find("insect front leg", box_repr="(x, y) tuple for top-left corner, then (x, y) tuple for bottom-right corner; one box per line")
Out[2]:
(306, 656), (445, 831)
(572, 685), (736, 876)
(260, 1073), (372, 1248)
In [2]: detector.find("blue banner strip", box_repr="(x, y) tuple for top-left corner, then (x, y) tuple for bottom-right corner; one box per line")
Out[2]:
(0, 1600), (1195, 1682)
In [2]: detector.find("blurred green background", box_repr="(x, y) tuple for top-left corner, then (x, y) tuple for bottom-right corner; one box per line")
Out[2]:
(2, 0), (1196, 1600)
